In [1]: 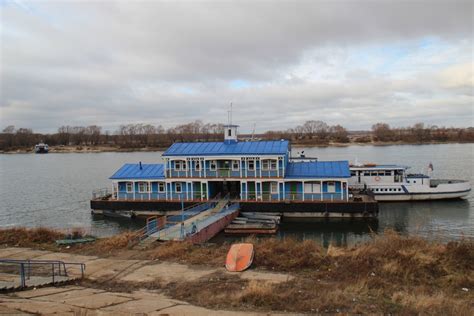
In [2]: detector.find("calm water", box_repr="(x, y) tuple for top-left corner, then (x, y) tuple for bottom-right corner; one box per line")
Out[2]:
(0, 144), (472, 244)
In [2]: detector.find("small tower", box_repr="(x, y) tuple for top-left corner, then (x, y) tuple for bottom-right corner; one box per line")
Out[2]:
(224, 102), (238, 144)
(224, 124), (239, 144)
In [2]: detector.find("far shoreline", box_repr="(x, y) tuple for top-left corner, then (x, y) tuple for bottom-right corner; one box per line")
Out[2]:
(1, 140), (473, 154)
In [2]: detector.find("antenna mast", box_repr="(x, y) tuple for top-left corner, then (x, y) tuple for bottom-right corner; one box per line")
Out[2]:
(251, 123), (256, 140)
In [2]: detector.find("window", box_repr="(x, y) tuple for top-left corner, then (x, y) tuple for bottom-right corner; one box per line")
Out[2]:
(262, 160), (269, 170)
(304, 182), (321, 193)
(248, 160), (255, 171)
(138, 182), (149, 193)
(158, 182), (165, 193)
(350, 171), (356, 176)
(363, 172), (370, 176)
(327, 182), (336, 193)
(195, 161), (201, 171)
(175, 183), (182, 193)
(210, 160), (217, 171)
(175, 160), (187, 171)
(385, 171), (392, 176)
(228, 129), (232, 137)
(232, 160), (240, 171)
(271, 182), (278, 193)
(270, 160), (277, 170)
(126, 182), (133, 193)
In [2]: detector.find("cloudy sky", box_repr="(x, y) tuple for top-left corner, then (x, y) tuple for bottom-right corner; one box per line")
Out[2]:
(1, 0), (472, 133)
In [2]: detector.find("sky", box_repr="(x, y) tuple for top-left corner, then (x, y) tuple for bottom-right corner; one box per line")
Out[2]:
(0, 0), (473, 133)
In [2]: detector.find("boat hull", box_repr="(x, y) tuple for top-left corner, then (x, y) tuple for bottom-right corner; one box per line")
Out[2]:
(373, 189), (471, 201)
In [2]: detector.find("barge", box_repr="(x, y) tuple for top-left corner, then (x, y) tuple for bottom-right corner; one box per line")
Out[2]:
(91, 123), (378, 218)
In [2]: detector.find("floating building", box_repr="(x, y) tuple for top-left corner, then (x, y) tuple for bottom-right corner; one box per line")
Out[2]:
(91, 124), (378, 218)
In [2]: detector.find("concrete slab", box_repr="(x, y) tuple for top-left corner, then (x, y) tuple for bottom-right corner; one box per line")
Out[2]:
(0, 304), (33, 315)
(58, 292), (133, 309)
(120, 262), (214, 284)
(0, 248), (33, 258)
(2, 249), (52, 260)
(150, 304), (276, 316)
(33, 287), (106, 302)
(12, 285), (84, 299)
(85, 258), (142, 279)
(0, 297), (76, 315)
(101, 297), (176, 313)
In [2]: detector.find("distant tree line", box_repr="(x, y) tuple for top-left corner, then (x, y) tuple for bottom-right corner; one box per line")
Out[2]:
(0, 121), (225, 150)
(0, 120), (473, 151)
(370, 122), (474, 143)
(262, 120), (350, 144)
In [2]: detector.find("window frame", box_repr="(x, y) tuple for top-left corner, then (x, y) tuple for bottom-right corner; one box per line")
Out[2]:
(209, 160), (217, 171)
(195, 161), (201, 171)
(158, 182), (165, 193)
(232, 160), (240, 171)
(262, 160), (270, 170)
(248, 160), (255, 171)
(138, 182), (149, 193)
(270, 160), (277, 170)
(126, 182), (133, 193)
(270, 182), (278, 194)
(327, 181), (336, 193)
(175, 182), (182, 193)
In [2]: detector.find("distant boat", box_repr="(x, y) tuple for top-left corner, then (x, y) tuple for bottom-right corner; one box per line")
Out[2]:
(349, 163), (471, 201)
(34, 143), (49, 154)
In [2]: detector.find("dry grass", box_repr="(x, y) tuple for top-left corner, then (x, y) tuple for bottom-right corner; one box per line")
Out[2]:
(2, 227), (473, 314)
(0, 227), (65, 248)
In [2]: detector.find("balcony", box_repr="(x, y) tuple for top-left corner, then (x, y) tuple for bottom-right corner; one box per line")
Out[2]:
(166, 168), (284, 179)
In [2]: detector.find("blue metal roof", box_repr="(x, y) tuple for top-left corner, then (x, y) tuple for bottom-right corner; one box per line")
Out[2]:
(163, 140), (289, 156)
(285, 161), (351, 178)
(110, 163), (165, 180)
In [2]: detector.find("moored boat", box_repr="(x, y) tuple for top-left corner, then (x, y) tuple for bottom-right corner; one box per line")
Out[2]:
(34, 142), (49, 153)
(349, 163), (471, 201)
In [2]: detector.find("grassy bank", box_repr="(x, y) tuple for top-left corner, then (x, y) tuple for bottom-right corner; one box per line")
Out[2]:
(1, 227), (472, 314)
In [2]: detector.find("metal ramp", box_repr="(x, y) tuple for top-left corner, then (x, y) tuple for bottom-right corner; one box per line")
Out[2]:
(0, 259), (85, 292)
(148, 197), (234, 241)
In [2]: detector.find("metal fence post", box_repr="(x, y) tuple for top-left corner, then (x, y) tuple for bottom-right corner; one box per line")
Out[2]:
(20, 263), (26, 288)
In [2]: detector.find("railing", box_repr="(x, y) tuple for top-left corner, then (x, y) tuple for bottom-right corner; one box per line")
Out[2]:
(0, 259), (85, 289)
(241, 191), (347, 202)
(92, 188), (111, 200)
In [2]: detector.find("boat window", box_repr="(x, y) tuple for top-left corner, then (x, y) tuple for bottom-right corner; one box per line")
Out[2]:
(232, 160), (240, 171)
(363, 172), (370, 176)
(248, 160), (255, 171)
(210, 160), (217, 171)
(138, 182), (149, 193)
(175, 183), (182, 193)
(385, 171), (392, 176)
(413, 181), (416, 183)
(271, 182), (278, 193)
(378, 172), (385, 176)
(126, 182), (133, 193)
(350, 171), (356, 176)
(158, 183), (165, 192)
(370, 171), (377, 176)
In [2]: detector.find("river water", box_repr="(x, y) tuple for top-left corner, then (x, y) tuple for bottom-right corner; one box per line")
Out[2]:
(0, 143), (472, 245)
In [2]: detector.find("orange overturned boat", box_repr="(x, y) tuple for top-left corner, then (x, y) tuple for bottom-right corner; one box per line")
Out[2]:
(225, 243), (254, 272)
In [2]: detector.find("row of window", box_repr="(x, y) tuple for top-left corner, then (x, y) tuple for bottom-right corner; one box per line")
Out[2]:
(173, 159), (278, 171)
(373, 187), (402, 192)
(125, 182), (165, 193)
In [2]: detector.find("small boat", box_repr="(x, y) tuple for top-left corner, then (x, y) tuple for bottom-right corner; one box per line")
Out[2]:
(225, 243), (254, 272)
(349, 163), (471, 201)
(34, 142), (49, 153)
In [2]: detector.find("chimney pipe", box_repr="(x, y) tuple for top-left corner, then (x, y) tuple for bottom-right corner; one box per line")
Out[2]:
(139, 161), (142, 170)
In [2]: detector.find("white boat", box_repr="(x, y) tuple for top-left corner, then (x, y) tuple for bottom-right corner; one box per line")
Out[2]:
(349, 164), (471, 201)
(34, 142), (49, 154)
